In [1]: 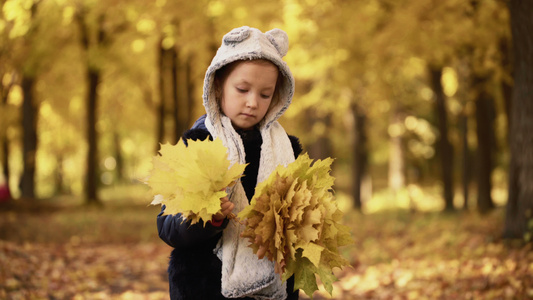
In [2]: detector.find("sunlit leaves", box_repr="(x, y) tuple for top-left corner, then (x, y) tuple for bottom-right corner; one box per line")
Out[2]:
(2, 0), (33, 38)
(238, 153), (352, 297)
(147, 138), (247, 225)
(0, 0), (513, 201)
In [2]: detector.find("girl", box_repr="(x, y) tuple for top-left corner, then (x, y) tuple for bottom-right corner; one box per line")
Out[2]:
(157, 26), (302, 300)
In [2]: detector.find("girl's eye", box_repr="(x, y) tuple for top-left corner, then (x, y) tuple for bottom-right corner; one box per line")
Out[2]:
(236, 88), (247, 93)
(261, 94), (271, 99)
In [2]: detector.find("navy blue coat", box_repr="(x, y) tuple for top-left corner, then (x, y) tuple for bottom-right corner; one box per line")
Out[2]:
(157, 115), (302, 300)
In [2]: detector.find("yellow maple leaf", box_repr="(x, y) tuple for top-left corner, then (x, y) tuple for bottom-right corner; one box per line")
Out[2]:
(146, 138), (247, 225)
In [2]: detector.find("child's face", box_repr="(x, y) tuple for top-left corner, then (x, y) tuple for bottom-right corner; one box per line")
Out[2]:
(220, 60), (279, 130)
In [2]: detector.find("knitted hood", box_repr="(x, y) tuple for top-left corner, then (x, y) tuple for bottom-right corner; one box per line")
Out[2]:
(202, 26), (295, 130)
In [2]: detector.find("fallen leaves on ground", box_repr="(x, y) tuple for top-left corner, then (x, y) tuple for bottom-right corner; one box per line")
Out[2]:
(1, 193), (533, 299)
(0, 241), (171, 299)
(302, 209), (533, 299)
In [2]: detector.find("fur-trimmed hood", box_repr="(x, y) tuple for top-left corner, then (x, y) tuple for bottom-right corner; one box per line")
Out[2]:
(202, 26), (295, 131)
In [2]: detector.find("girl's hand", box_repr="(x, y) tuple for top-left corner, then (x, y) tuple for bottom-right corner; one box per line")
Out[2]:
(213, 194), (235, 221)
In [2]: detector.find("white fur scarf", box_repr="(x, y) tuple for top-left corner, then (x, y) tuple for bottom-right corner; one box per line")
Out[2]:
(206, 115), (295, 299)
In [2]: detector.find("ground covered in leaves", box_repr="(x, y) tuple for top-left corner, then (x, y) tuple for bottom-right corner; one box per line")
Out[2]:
(312, 209), (533, 299)
(1, 187), (532, 299)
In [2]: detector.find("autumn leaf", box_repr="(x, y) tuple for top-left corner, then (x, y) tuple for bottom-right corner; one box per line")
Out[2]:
(146, 138), (247, 225)
(302, 242), (324, 268)
(238, 153), (353, 298)
(293, 254), (320, 298)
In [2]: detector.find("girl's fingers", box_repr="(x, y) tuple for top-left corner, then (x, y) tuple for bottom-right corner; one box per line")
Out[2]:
(213, 195), (234, 221)
(221, 201), (235, 215)
(257, 246), (267, 259)
(217, 188), (244, 225)
(220, 199), (232, 208)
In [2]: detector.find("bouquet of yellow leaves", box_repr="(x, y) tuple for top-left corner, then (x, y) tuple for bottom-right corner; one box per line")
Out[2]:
(146, 138), (247, 225)
(238, 153), (353, 298)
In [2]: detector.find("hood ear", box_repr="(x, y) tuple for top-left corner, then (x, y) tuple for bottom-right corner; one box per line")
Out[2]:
(223, 26), (251, 45)
(266, 28), (289, 57)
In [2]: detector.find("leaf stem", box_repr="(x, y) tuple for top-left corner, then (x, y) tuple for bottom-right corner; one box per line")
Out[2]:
(228, 213), (245, 225)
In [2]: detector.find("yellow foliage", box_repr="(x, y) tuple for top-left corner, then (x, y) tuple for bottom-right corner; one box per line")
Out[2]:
(238, 153), (352, 297)
(146, 138), (247, 225)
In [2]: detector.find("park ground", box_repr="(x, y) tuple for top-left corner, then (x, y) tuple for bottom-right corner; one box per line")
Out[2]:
(1, 185), (532, 299)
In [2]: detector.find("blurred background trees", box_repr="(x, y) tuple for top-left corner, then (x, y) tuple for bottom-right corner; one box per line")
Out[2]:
(0, 0), (531, 239)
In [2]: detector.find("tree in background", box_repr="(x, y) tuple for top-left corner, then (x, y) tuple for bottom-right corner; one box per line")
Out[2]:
(0, 0), (515, 217)
(18, 1), (40, 200)
(74, 0), (131, 205)
(74, 6), (105, 205)
(0, 2), (18, 196)
(468, 0), (510, 214)
(3, 0), (61, 199)
(366, 0), (509, 212)
(151, 0), (217, 150)
(156, 35), (171, 150)
(474, 78), (496, 213)
(351, 103), (368, 211)
(429, 66), (455, 211)
(0, 70), (17, 195)
(503, 0), (533, 240)
(20, 70), (37, 199)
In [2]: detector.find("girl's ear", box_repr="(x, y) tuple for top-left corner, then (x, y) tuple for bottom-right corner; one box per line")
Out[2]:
(265, 29), (289, 57)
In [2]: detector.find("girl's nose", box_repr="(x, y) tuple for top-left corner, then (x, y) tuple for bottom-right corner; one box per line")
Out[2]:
(246, 94), (258, 108)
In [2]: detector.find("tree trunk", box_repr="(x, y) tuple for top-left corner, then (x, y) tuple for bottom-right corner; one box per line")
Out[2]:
(461, 113), (471, 210)
(456, 55), (473, 211)
(1, 80), (11, 188)
(474, 80), (496, 213)
(114, 132), (124, 182)
(20, 75), (38, 200)
(503, 0), (533, 240)
(185, 55), (195, 128)
(156, 39), (167, 151)
(351, 103), (368, 211)
(388, 109), (405, 192)
(171, 46), (183, 142)
(499, 37), (513, 132)
(85, 69), (100, 204)
(1, 134), (8, 186)
(307, 111), (333, 160)
(429, 66), (455, 212)
(54, 154), (66, 195)
(75, 8), (103, 205)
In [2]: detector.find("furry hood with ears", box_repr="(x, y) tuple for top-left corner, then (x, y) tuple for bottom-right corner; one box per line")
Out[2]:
(202, 26), (295, 131)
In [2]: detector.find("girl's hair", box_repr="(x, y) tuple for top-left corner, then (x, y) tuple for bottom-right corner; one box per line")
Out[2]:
(214, 59), (283, 112)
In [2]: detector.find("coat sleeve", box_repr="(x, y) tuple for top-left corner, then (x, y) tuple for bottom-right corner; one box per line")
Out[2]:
(157, 207), (229, 248)
(288, 135), (303, 158)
